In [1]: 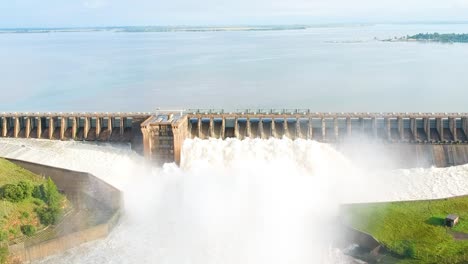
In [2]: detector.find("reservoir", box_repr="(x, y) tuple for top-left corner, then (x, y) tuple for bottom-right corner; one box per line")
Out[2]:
(1, 23), (468, 112)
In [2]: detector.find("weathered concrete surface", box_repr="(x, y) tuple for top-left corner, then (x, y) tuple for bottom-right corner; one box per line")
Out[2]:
(4, 158), (122, 263)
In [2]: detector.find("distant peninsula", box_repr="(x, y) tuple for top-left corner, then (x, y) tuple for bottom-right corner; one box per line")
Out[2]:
(383, 33), (468, 43)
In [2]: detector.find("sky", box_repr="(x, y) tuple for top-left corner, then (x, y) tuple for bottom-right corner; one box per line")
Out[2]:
(1, 0), (468, 28)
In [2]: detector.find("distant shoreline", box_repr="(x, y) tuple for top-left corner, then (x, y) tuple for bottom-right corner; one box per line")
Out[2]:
(0, 26), (309, 34)
(0, 24), (377, 34)
(380, 32), (468, 43)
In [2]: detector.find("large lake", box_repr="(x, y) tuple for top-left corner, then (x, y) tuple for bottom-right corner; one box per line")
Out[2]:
(1, 24), (468, 112)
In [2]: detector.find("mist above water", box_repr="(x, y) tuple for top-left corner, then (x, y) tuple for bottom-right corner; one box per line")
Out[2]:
(0, 138), (466, 263)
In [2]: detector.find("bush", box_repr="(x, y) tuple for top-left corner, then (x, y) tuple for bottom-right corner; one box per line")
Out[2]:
(36, 207), (60, 226)
(32, 184), (45, 201)
(17, 181), (34, 199)
(33, 179), (61, 207)
(20, 225), (36, 237)
(44, 178), (60, 208)
(20, 211), (29, 220)
(404, 243), (416, 258)
(396, 240), (416, 259)
(33, 178), (62, 226)
(8, 228), (17, 236)
(1, 184), (25, 202)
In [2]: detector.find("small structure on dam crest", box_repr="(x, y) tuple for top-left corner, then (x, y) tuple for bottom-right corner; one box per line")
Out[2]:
(445, 214), (460, 227)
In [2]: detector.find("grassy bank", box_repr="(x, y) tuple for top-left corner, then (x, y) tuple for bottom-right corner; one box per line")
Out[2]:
(0, 158), (70, 262)
(342, 196), (468, 263)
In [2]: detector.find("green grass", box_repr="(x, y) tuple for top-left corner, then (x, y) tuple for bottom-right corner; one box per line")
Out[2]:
(342, 196), (468, 263)
(0, 158), (69, 244)
(0, 159), (45, 186)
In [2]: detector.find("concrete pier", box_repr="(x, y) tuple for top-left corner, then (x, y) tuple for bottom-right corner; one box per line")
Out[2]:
(37, 117), (42, 139)
(424, 118), (431, 141)
(449, 117), (457, 141)
(259, 119), (264, 139)
(71, 117), (77, 140)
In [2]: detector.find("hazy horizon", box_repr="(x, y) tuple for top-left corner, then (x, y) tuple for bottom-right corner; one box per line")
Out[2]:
(3, 0), (468, 28)
(2, 21), (468, 29)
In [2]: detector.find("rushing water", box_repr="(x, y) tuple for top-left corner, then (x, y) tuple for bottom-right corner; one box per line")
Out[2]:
(2, 24), (468, 112)
(0, 138), (467, 263)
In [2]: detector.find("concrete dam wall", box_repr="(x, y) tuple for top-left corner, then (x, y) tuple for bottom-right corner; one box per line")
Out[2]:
(0, 113), (151, 142)
(140, 110), (468, 168)
(0, 113), (150, 153)
(3, 110), (468, 168)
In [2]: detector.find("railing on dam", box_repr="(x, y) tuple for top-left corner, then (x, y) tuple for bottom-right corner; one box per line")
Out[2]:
(0, 112), (151, 142)
(140, 110), (468, 165)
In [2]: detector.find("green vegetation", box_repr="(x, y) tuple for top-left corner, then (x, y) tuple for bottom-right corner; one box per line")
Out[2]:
(0, 247), (7, 264)
(0, 158), (69, 248)
(33, 178), (63, 226)
(0, 231), (7, 242)
(1, 184), (25, 203)
(342, 196), (468, 263)
(1, 180), (34, 203)
(20, 224), (36, 237)
(407, 33), (468, 43)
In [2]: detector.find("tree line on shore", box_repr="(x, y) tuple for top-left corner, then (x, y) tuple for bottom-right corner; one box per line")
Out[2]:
(407, 33), (468, 43)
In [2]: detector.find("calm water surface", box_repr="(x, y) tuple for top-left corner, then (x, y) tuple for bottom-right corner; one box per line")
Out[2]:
(1, 24), (468, 112)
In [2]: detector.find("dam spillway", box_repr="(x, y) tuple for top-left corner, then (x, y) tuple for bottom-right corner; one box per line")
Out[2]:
(142, 110), (468, 167)
(2, 110), (468, 167)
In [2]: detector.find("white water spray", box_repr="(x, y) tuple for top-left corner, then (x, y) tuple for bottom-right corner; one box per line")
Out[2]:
(0, 138), (467, 263)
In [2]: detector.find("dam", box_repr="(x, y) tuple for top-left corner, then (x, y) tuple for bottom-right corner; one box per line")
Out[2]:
(0, 112), (150, 152)
(2, 110), (468, 167)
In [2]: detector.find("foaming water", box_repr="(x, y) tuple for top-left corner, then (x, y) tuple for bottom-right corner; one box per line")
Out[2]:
(0, 138), (466, 263)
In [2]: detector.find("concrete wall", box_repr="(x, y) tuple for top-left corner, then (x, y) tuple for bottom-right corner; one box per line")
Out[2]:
(341, 226), (381, 251)
(8, 224), (110, 262)
(4, 158), (122, 263)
